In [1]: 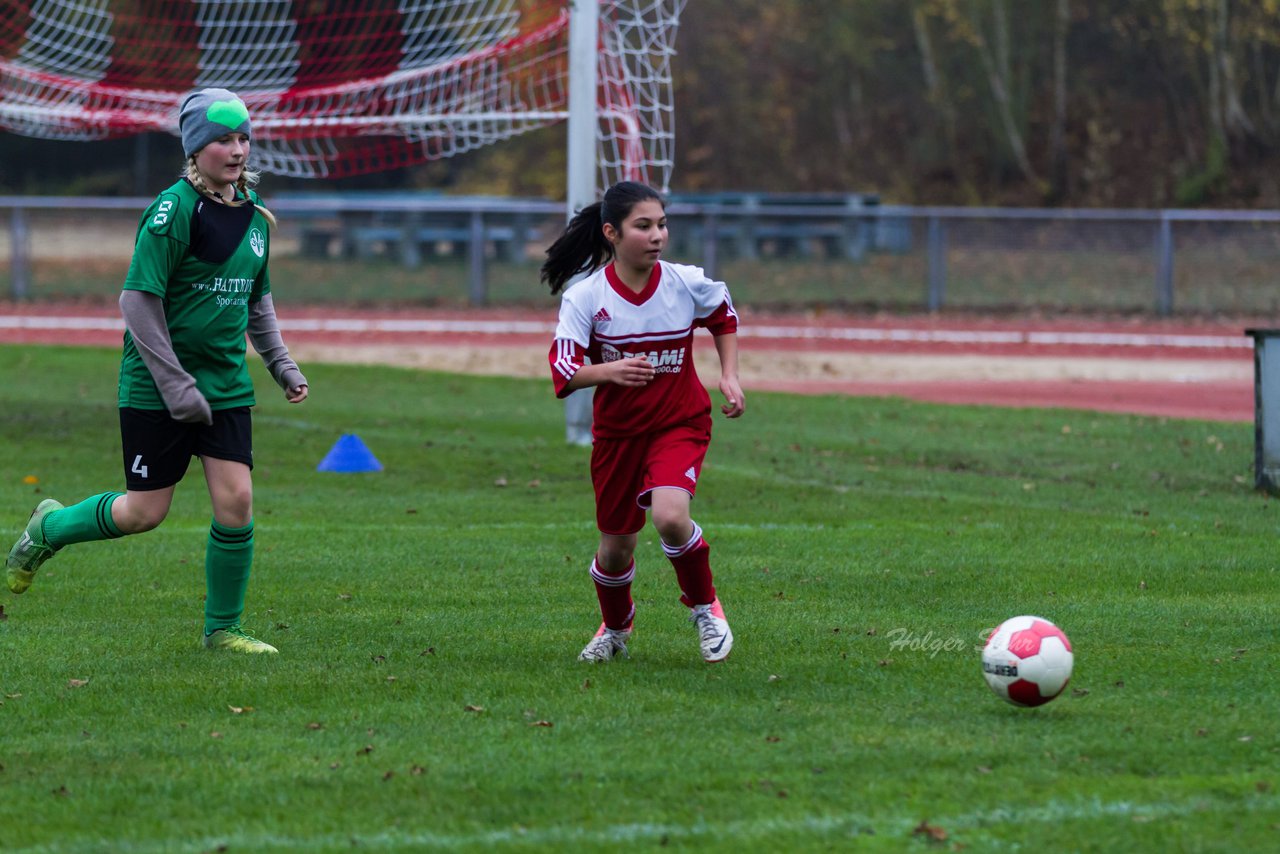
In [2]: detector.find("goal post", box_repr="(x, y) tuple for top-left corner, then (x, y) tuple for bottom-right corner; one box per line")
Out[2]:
(563, 0), (600, 446)
(567, 0), (603, 215)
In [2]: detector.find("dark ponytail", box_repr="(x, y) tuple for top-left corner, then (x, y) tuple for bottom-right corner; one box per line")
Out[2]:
(540, 201), (609, 295)
(540, 181), (665, 294)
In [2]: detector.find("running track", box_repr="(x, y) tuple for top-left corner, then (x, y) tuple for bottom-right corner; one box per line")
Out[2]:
(0, 304), (1258, 422)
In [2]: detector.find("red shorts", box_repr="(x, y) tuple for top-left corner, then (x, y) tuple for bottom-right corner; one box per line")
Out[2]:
(590, 417), (712, 535)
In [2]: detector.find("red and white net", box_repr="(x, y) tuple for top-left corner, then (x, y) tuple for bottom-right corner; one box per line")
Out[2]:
(0, 0), (684, 189)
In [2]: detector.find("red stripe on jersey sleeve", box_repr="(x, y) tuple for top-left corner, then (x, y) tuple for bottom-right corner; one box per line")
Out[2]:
(549, 338), (585, 398)
(697, 301), (738, 336)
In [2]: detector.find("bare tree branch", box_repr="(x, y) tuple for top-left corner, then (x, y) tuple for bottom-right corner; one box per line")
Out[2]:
(1049, 0), (1069, 200)
(969, 3), (1042, 187)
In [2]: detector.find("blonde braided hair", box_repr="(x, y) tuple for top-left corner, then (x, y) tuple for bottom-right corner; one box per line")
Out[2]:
(184, 158), (278, 230)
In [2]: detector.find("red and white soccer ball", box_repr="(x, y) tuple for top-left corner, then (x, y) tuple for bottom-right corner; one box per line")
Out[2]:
(981, 615), (1074, 707)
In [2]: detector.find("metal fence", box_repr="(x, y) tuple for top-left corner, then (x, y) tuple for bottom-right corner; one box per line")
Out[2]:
(4, 194), (1280, 315)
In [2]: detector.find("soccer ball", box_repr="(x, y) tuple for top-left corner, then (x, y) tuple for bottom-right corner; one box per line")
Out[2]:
(981, 615), (1073, 707)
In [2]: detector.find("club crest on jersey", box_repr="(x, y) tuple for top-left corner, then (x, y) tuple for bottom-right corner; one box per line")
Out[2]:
(593, 307), (612, 323)
(249, 228), (265, 257)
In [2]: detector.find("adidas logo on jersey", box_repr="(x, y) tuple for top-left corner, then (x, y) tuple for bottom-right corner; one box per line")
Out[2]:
(593, 308), (612, 322)
(685, 467), (698, 483)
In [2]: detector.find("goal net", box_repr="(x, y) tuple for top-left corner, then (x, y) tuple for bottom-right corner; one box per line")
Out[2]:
(0, 0), (686, 191)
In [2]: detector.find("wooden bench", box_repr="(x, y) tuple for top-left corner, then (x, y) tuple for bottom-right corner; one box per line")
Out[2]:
(667, 191), (890, 261)
(272, 190), (544, 267)
(350, 222), (525, 266)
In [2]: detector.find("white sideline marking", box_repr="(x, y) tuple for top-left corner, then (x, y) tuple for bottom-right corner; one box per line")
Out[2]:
(281, 317), (556, 335)
(0, 315), (1253, 350)
(0, 316), (123, 331)
(14, 795), (1272, 853)
(141, 521), (838, 534)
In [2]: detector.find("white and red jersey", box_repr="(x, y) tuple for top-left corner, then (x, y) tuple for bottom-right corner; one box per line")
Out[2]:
(549, 260), (739, 439)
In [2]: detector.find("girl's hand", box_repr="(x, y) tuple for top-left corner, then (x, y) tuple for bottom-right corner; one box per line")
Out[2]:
(719, 376), (745, 418)
(608, 357), (657, 387)
(286, 384), (309, 403)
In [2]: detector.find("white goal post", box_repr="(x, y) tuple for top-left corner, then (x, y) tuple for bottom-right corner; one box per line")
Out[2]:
(564, 0), (602, 446)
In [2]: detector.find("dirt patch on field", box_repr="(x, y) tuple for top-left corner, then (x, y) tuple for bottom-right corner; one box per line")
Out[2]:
(289, 342), (1251, 385)
(285, 342), (1254, 422)
(0, 302), (1253, 420)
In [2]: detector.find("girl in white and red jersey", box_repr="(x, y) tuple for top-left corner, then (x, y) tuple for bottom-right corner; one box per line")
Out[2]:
(542, 181), (745, 663)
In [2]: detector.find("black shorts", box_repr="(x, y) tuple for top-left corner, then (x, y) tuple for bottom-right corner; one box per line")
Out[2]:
(119, 406), (254, 491)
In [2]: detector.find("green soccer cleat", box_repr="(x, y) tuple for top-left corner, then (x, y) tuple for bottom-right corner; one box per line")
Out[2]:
(203, 625), (279, 654)
(6, 498), (64, 594)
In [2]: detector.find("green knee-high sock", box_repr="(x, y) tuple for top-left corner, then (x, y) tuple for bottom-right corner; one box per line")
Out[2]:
(41, 492), (125, 548)
(204, 519), (254, 636)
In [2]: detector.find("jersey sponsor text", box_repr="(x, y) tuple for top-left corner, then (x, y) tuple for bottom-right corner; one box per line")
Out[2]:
(191, 277), (254, 307)
(600, 342), (686, 373)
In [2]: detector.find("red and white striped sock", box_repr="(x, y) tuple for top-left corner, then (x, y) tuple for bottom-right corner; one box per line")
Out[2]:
(663, 522), (716, 608)
(590, 557), (635, 631)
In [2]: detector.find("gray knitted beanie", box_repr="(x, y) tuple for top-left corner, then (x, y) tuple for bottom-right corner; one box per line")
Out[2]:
(179, 88), (251, 157)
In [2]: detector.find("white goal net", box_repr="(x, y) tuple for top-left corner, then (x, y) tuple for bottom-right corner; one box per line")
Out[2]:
(0, 0), (686, 190)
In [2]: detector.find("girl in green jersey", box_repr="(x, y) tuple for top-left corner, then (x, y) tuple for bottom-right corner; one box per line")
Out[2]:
(5, 88), (309, 654)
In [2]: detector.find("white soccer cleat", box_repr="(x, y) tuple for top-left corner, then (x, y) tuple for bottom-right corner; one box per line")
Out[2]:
(578, 624), (631, 662)
(690, 598), (733, 663)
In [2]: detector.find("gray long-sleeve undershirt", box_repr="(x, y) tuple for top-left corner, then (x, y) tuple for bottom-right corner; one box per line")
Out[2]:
(246, 293), (307, 394)
(119, 291), (307, 425)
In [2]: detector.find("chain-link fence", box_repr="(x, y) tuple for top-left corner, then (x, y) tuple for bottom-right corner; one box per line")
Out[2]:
(4, 195), (1279, 316)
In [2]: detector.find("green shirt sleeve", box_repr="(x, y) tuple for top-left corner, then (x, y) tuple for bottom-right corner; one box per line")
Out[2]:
(123, 192), (187, 297)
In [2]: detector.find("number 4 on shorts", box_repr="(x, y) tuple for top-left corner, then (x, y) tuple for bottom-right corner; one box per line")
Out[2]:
(131, 455), (149, 479)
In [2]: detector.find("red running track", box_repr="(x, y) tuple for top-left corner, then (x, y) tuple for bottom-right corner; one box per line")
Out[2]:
(0, 304), (1259, 422)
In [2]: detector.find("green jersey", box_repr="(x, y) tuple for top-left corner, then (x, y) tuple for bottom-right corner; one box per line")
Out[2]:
(118, 179), (271, 410)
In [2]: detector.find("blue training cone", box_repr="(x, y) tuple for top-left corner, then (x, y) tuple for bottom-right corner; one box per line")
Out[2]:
(317, 434), (383, 473)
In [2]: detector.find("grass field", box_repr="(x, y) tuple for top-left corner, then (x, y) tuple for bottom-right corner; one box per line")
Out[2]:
(0, 345), (1277, 852)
